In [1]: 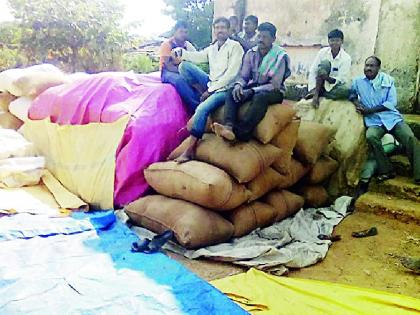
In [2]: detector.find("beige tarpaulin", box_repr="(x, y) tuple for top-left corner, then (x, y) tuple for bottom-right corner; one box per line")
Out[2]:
(22, 116), (129, 209)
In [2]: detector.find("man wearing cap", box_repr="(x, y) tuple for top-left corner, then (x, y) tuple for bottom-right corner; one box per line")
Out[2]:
(305, 29), (352, 108)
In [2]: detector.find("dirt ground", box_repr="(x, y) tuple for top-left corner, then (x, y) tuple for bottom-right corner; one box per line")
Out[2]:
(169, 211), (420, 299)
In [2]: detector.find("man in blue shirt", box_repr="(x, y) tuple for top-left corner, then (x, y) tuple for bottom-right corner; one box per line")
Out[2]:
(349, 56), (419, 186)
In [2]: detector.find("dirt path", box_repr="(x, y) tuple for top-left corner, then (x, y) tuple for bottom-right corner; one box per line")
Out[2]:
(169, 211), (420, 299)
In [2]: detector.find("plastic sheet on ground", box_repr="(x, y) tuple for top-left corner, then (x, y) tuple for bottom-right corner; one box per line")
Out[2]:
(211, 268), (420, 315)
(0, 211), (246, 314)
(27, 72), (189, 207)
(131, 196), (352, 275)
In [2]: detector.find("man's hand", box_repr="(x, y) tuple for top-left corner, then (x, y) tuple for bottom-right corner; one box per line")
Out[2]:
(200, 90), (212, 102)
(232, 84), (244, 102)
(242, 89), (254, 100)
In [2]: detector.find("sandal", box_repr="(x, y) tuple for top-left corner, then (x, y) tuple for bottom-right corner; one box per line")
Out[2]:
(352, 227), (378, 238)
(131, 230), (174, 254)
(377, 172), (395, 182)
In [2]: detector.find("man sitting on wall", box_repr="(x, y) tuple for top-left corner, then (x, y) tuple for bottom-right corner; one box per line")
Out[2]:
(213, 22), (291, 142)
(305, 29), (352, 108)
(159, 21), (198, 113)
(171, 17), (244, 162)
(350, 56), (419, 187)
(231, 15), (259, 52)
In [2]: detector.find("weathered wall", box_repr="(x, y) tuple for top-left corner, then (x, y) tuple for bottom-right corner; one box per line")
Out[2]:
(214, 0), (419, 113)
(375, 0), (420, 113)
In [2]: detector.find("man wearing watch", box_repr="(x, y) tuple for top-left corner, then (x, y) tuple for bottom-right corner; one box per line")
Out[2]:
(213, 22), (291, 142)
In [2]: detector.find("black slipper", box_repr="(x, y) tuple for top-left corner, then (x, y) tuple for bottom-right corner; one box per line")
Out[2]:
(131, 238), (151, 252)
(377, 172), (395, 182)
(147, 230), (174, 253)
(352, 227), (378, 238)
(318, 234), (342, 242)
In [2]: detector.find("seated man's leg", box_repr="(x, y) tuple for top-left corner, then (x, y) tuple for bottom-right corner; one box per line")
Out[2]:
(213, 87), (243, 141)
(178, 62), (209, 95)
(161, 69), (200, 113)
(311, 60), (331, 108)
(234, 90), (284, 142)
(392, 121), (420, 183)
(323, 82), (350, 101)
(366, 126), (393, 178)
(175, 91), (227, 163)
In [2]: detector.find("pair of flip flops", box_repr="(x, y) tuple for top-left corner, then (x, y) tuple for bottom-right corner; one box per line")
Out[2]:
(131, 230), (174, 254)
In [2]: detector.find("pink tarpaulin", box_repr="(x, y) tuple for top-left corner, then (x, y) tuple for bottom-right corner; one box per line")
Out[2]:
(29, 72), (189, 207)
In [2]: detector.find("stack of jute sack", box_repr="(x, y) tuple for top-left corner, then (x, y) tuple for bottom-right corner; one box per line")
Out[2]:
(126, 101), (339, 249)
(0, 64), (69, 128)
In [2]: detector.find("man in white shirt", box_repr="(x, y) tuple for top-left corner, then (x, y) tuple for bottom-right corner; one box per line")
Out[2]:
(305, 29), (352, 108)
(171, 17), (244, 162)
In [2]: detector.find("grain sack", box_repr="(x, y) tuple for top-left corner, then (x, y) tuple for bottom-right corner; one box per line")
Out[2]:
(13, 71), (68, 97)
(0, 91), (16, 112)
(8, 97), (32, 122)
(0, 110), (23, 130)
(126, 195), (234, 249)
(246, 167), (283, 201)
(294, 121), (335, 164)
(277, 158), (310, 189)
(144, 161), (250, 210)
(227, 201), (277, 237)
(307, 156), (339, 184)
(271, 119), (301, 175)
(0, 157), (45, 188)
(299, 185), (329, 208)
(264, 190), (305, 221)
(168, 134), (282, 183)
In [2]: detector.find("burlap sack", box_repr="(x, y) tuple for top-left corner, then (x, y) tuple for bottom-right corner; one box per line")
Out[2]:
(277, 158), (311, 189)
(294, 121), (335, 165)
(0, 111), (23, 130)
(299, 185), (329, 208)
(168, 134), (282, 183)
(227, 201), (277, 237)
(271, 119), (301, 175)
(246, 167), (283, 201)
(0, 91), (16, 112)
(307, 156), (339, 184)
(144, 161), (250, 210)
(126, 195), (234, 249)
(264, 190), (305, 221)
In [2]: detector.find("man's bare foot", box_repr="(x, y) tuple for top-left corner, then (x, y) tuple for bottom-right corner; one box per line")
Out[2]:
(213, 123), (236, 141)
(312, 96), (320, 108)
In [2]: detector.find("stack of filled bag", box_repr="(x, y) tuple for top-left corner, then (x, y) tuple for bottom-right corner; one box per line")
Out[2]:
(126, 101), (339, 249)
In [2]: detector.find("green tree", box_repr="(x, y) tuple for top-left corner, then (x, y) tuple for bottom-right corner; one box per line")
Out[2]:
(0, 21), (27, 70)
(8, 0), (128, 72)
(163, 0), (214, 49)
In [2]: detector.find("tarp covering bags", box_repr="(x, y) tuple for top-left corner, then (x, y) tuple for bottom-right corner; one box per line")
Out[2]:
(23, 72), (188, 207)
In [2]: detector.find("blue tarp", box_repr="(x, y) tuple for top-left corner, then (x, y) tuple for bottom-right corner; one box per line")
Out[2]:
(0, 211), (247, 314)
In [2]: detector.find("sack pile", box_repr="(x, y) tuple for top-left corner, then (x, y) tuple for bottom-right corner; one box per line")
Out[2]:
(0, 64), (68, 125)
(126, 102), (339, 248)
(0, 128), (45, 188)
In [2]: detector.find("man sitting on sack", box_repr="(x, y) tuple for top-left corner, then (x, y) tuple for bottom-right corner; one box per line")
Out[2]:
(305, 29), (352, 108)
(171, 17), (244, 162)
(213, 22), (291, 142)
(159, 21), (198, 113)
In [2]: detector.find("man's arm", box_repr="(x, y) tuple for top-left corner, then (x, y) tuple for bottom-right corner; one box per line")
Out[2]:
(181, 47), (209, 64)
(208, 44), (244, 93)
(160, 41), (179, 72)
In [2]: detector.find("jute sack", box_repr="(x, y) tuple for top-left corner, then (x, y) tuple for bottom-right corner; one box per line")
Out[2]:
(0, 91), (16, 112)
(227, 201), (277, 237)
(294, 121), (335, 164)
(246, 167), (283, 201)
(299, 185), (329, 208)
(0, 110), (23, 130)
(144, 161), (250, 210)
(264, 190), (305, 221)
(126, 195), (234, 249)
(271, 119), (301, 175)
(168, 134), (282, 183)
(307, 156), (339, 184)
(13, 71), (68, 98)
(277, 158), (311, 189)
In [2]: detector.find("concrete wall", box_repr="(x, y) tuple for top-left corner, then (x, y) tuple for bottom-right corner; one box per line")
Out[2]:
(214, 0), (419, 113)
(375, 0), (420, 113)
